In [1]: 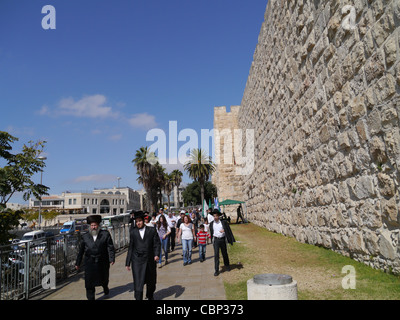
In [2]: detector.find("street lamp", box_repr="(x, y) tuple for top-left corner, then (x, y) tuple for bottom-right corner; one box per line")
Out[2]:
(38, 156), (47, 229)
(117, 177), (121, 215)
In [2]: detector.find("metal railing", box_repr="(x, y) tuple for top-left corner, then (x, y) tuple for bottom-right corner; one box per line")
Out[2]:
(0, 223), (131, 300)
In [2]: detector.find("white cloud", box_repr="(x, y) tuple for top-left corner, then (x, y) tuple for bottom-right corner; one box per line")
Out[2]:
(72, 174), (118, 184)
(38, 95), (158, 131)
(38, 105), (50, 116)
(57, 95), (118, 119)
(128, 113), (158, 130)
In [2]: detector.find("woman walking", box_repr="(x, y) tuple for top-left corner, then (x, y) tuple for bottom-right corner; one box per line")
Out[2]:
(177, 214), (196, 266)
(156, 214), (171, 267)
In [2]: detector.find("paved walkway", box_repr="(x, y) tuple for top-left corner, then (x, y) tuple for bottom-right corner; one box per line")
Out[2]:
(36, 243), (226, 300)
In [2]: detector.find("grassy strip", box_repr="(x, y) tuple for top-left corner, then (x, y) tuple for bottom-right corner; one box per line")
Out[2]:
(221, 223), (400, 300)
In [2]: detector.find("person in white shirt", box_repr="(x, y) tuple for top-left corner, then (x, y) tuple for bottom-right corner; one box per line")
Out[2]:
(144, 214), (154, 227)
(166, 211), (178, 252)
(177, 214), (196, 266)
(153, 208), (165, 224)
(209, 209), (235, 276)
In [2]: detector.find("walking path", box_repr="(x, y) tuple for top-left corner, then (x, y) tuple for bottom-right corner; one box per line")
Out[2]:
(36, 243), (226, 300)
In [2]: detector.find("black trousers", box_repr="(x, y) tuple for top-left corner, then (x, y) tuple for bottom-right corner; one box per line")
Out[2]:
(131, 269), (156, 300)
(168, 228), (176, 251)
(86, 284), (108, 300)
(134, 283), (156, 300)
(213, 237), (230, 272)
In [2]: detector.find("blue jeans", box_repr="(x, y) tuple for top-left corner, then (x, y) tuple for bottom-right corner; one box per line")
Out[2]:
(182, 239), (193, 264)
(198, 244), (206, 261)
(159, 236), (169, 264)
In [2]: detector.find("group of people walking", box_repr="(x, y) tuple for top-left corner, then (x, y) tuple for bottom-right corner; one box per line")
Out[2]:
(75, 208), (235, 300)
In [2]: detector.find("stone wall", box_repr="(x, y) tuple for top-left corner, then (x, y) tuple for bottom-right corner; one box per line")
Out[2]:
(212, 106), (243, 217)
(228, 0), (400, 273)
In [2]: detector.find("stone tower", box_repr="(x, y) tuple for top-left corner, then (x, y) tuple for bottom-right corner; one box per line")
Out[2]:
(212, 106), (244, 217)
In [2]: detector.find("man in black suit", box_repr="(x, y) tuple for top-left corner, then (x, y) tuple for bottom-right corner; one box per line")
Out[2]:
(75, 214), (115, 300)
(209, 209), (235, 276)
(125, 211), (161, 300)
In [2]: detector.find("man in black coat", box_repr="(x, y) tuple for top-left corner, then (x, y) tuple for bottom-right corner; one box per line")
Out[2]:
(75, 215), (115, 300)
(125, 211), (161, 300)
(209, 209), (235, 276)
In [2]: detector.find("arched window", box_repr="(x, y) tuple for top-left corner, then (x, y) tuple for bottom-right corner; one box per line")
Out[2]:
(100, 199), (110, 213)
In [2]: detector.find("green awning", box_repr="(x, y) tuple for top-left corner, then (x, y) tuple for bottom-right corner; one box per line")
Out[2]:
(219, 199), (245, 206)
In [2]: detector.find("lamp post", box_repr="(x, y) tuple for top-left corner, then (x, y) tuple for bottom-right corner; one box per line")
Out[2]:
(38, 156), (47, 229)
(117, 177), (121, 215)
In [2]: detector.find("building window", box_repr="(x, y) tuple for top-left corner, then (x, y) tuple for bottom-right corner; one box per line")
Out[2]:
(68, 199), (72, 205)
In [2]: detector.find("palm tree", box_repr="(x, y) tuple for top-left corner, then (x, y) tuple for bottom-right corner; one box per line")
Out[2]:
(154, 162), (166, 209)
(163, 173), (174, 212)
(171, 169), (183, 207)
(171, 169), (183, 188)
(183, 149), (215, 207)
(132, 147), (158, 213)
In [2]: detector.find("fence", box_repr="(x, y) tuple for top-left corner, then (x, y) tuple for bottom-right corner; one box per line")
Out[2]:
(0, 223), (131, 300)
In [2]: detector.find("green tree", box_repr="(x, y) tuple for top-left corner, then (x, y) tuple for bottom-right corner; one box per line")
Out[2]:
(0, 207), (23, 244)
(171, 169), (183, 207)
(0, 131), (49, 244)
(183, 149), (215, 207)
(163, 172), (174, 211)
(171, 169), (183, 189)
(0, 133), (49, 205)
(182, 181), (217, 207)
(132, 146), (159, 213)
(154, 162), (166, 209)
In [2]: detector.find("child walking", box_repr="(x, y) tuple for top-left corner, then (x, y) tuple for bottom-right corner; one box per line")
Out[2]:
(196, 224), (211, 262)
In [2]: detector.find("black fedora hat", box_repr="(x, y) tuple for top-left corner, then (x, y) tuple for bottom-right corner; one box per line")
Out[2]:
(212, 209), (222, 216)
(87, 214), (102, 224)
(133, 210), (145, 220)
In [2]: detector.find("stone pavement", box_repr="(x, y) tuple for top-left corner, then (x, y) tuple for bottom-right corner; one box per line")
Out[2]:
(36, 242), (227, 300)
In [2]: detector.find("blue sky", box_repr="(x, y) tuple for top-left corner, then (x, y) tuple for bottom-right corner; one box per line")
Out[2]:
(0, 0), (267, 203)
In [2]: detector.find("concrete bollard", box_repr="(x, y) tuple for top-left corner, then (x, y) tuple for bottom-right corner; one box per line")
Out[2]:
(247, 274), (298, 300)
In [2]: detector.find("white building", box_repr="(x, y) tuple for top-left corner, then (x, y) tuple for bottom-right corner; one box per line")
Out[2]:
(29, 186), (142, 215)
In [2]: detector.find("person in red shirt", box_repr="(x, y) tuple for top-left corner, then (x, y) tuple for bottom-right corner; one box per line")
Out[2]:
(196, 224), (211, 262)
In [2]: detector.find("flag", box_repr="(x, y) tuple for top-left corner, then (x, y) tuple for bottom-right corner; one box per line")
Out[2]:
(202, 199), (208, 218)
(214, 197), (220, 211)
